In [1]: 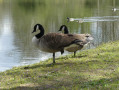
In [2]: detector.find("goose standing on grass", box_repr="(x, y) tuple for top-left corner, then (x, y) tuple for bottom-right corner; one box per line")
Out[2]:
(32, 24), (93, 63)
(32, 24), (65, 64)
(59, 25), (93, 57)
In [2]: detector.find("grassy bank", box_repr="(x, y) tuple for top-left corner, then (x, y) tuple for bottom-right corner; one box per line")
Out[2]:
(0, 41), (119, 90)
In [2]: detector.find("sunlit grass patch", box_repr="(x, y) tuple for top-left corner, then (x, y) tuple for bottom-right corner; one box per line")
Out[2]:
(0, 41), (119, 89)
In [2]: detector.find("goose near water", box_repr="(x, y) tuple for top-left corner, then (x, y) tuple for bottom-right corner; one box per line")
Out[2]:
(32, 24), (93, 63)
(32, 24), (65, 63)
(59, 25), (93, 57)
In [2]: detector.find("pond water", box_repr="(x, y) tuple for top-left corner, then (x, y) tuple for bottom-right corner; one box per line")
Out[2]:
(0, 0), (119, 72)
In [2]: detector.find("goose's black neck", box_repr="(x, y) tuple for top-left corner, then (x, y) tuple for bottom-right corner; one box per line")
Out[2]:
(32, 24), (45, 39)
(59, 25), (69, 34)
(64, 26), (69, 34)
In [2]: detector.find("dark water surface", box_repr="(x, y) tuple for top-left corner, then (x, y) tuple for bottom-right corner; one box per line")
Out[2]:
(0, 0), (119, 72)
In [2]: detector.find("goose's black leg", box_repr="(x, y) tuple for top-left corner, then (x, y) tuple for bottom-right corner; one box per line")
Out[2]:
(74, 51), (76, 57)
(53, 53), (55, 63)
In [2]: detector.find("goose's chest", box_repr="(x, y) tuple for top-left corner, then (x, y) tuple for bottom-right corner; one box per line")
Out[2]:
(32, 37), (58, 53)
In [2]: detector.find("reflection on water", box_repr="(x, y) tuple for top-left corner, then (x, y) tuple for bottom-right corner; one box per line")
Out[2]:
(0, 0), (119, 72)
(0, 7), (18, 71)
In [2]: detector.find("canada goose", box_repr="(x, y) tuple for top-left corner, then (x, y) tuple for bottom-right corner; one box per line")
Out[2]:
(67, 17), (84, 23)
(32, 24), (65, 63)
(67, 17), (75, 22)
(112, 8), (119, 12)
(58, 25), (69, 34)
(32, 24), (93, 63)
(59, 25), (93, 57)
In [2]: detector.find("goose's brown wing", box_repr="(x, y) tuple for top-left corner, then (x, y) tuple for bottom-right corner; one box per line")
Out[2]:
(40, 33), (88, 53)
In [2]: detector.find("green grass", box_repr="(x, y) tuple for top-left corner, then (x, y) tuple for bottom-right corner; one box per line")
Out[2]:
(0, 41), (119, 90)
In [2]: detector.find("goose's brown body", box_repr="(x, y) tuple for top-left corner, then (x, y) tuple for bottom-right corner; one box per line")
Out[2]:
(32, 33), (87, 53)
(58, 25), (93, 56)
(32, 24), (93, 63)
